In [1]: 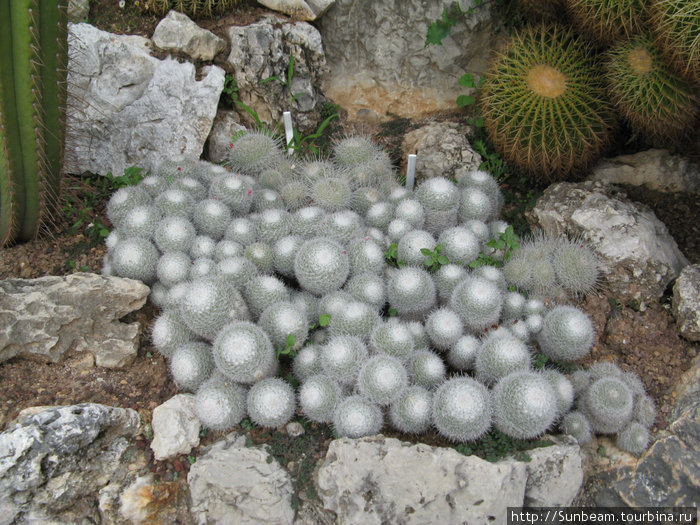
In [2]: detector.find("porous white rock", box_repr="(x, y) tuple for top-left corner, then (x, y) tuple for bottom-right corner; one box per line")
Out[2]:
(673, 264), (700, 342)
(152, 10), (227, 61)
(257, 0), (335, 20)
(150, 394), (201, 461)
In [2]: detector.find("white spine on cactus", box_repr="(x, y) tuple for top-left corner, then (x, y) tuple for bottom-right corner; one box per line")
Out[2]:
(280, 180), (310, 211)
(170, 341), (214, 392)
(397, 229), (436, 267)
(154, 215), (196, 253)
(213, 321), (277, 384)
(253, 188), (284, 212)
(299, 374), (342, 423)
(473, 265), (507, 290)
(155, 188), (195, 218)
(107, 186), (153, 226)
(432, 377), (492, 442)
(226, 130), (283, 175)
(294, 238), (351, 296)
(450, 276), (503, 332)
(387, 267), (437, 318)
(542, 369), (575, 417)
(409, 348), (446, 389)
(493, 370), (558, 439)
(369, 319), (415, 360)
(258, 301), (309, 351)
(332, 395), (383, 438)
(310, 177), (353, 212)
(333, 136), (381, 167)
(438, 226), (480, 266)
(328, 300), (380, 339)
(244, 241), (275, 274)
(317, 290), (354, 319)
(193, 199), (232, 240)
(569, 369), (592, 396)
(416, 177), (460, 212)
(357, 354), (409, 406)
(348, 237), (386, 275)
(425, 307), (464, 351)
(148, 282), (168, 308)
(475, 330), (531, 385)
(435, 264), (468, 303)
(387, 219), (413, 243)
(194, 374), (247, 431)
(552, 237), (599, 297)
(293, 344), (323, 382)
(291, 206), (326, 238)
(244, 275), (290, 319)
(151, 310), (197, 358)
(224, 217), (257, 246)
(393, 198), (425, 229)
(389, 385), (433, 434)
(111, 237), (158, 284)
(190, 235), (217, 259)
(537, 305), (594, 362)
(405, 321), (430, 349)
(179, 278), (249, 340)
(321, 210), (363, 245)
(345, 272), (386, 311)
(464, 219), (490, 242)
(581, 376), (634, 434)
(214, 240), (244, 261)
(255, 208), (291, 244)
(189, 257), (216, 279)
(320, 335), (368, 386)
(365, 202), (394, 232)
(247, 377), (296, 428)
(117, 204), (162, 239)
(273, 235), (303, 278)
(215, 256), (258, 289)
(156, 251), (191, 288)
(447, 334), (481, 371)
(560, 410), (593, 444)
(616, 421), (650, 456)
(502, 292), (526, 320)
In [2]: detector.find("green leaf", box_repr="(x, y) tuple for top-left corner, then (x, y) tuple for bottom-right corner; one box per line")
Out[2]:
(456, 95), (475, 108)
(458, 73), (476, 88)
(425, 7), (455, 46)
(287, 53), (295, 86)
(420, 247), (433, 256)
(388, 307), (398, 316)
(285, 333), (295, 348)
(468, 117), (484, 128)
(437, 255), (450, 265)
(319, 314), (331, 327)
(260, 75), (282, 85)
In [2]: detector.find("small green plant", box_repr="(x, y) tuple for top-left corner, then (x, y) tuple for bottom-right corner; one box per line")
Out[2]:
(469, 225), (521, 268)
(385, 242), (407, 268)
(421, 244), (450, 272)
(454, 428), (554, 463)
(276, 333), (297, 359)
(240, 417), (256, 431)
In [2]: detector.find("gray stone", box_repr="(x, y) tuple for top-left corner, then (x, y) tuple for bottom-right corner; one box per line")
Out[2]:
(0, 273), (149, 367)
(524, 435), (583, 507)
(401, 122), (481, 184)
(257, 0), (335, 21)
(67, 0), (89, 22)
(226, 16), (328, 131)
(153, 10), (227, 61)
(318, 0), (497, 120)
(0, 404), (140, 525)
(151, 394), (201, 461)
(673, 264), (700, 342)
(188, 433), (295, 524)
(527, 181), (689, 302)
(316, 435), (530, 524)
(206, 110), (246, 164)
(65, 23), (225, 177)
(589, 150), (700, 193)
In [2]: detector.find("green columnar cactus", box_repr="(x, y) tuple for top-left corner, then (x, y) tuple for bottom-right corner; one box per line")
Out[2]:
(1, 1), (68, 246)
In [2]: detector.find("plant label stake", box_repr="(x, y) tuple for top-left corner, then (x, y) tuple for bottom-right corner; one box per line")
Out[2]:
(406, 154), (417, 191)
(283, 111), (294, 155)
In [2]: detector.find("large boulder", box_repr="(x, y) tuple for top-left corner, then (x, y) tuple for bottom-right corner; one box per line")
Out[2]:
(206, 110), (246, 164)
(257, 0), (336, 20)
(64, 23), (225, 177)
(0, 404), (140, 525)
(0, 273), (150, 368)
(315, 434), (582, 524)
(528, 181), (689, 303)
(188, 433), (295, 524)
(589, 150), (700, 193)
(673, 264), (700, 342)
(152, 10), (227, 61)
(318, 0), (497, 120)
(225, 16), (328, 131)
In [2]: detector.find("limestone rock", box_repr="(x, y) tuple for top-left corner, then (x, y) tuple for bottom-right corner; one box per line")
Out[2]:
(402, 122), (481, 184)
(226, 16), (327, 131)
(188, 433), (295, 524)
(528, 181), (689, 302)
(0, 404), (140, 525)
(151, 394), (201, 461)
(67, 0), (89, 22)
(316, 435), (529, 524)
(206, 110), (246, 164)
(318, 0), (496, 120)
(257, 0), (335, 21)
(589, 150), (700, 193)
(524, 435), (583, 507)
(673, 264), (700, 342)
(0, 273), (149, 367)
(65, 23), (225, 177)
(153, 10), (227, 61)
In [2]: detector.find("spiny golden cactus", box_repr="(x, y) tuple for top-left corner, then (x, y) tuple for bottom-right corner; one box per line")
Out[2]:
(480, 24), (616, 181)
(604, 35), (699, 144)
(142, 0), (242, 18)
(566, 0), (648, 44)
(649, 0), (700, 85)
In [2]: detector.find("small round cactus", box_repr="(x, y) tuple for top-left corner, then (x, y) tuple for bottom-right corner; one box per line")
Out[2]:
(179, 278), (249, 340)
(214, 239), (244, 261)
(432, 377), (492, 442)
(397, 229), (436, 267)
(193, 199), (232, 240)
(344, 272), (386, 311)
(560, 410), (593, 444)
(170, 342), (214, 392)
(291, 206), (326, 238)
(434, 264), (468, 303)
(542, 369), (575, 417)
(255, 208), (291, 244)
(226, 130), (284, 175)
(309, 177), (353, 212)
(320, 335), (369, 385)
(155, 188), (195, 218)
(328, 300), (380, 339)
(365, 201), (395, 231)
(190, 235), (217, 260)
(253, 188), (285, 211)
(616, 421), (650, 456)
(459, 187), (497, 223)
(369, 319), (416, 360)
(117, 204), (162, 239)
(294, 238), (350, 296)
(154, 215), (196, 253)
(348, 237), (386, 275)
(247, 377), (296, 428)
(409, 349), (446, 389)
(450, 276), (504, 332)
(537, 305), (594, 362)
(321, 210), (363, 245)
(272, 235), (303, 278)
(215, 256), (258, 289)
(387, 267), (437, 318)
(107, 186), (153, 226)
(551, 238), (600, 297)
(438, 227), (480, 266)
(581, 376), (634, 434)
(224, 217), (257, 246)
(194, 374), (247, 431)
(299, 374), (342, 423)
(357, 354), (409, 406)
(151, 310), (197, 358)
(332, 395), (383, 438)
(425, 308), (464, 351)
(447, 334), (481, 370)
(213, 321), (277, 384)
(389, 385), (433, 434)
(279, 180), (310, 211)
(111, 237), (159, 283)
(258, 301), (309, 351)
(333, 135), (382, 167)
(156, 251), (192, 288)
(243, 275), (290, 319)
(493, 370), (559, 439)
(189, 257), (215, 280)
(394, 198), (425, 229)
(475, 330), (531, 385)
(633, 394), (656, 429)
(244, 242), (275, 274)
(293, 344), (323, 382)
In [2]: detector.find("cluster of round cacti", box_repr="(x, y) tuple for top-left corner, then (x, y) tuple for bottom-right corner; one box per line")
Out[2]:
(560, 361), (656, 456)
(102, 134), (655, 454)
(480, 0), (699, 181)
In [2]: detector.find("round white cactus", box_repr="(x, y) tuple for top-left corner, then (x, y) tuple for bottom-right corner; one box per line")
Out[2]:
(389, 385), (433, 434)
(493, 371), (558, 439)
(299, 374), (342, 423)
(332, 395), (383, 438)
(194, 374), (247, 431)
(294, 238), (350, 296)
(432, 377), (492, 442)
(247, 377), (296, 428)
(213, 321), (277, 384)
